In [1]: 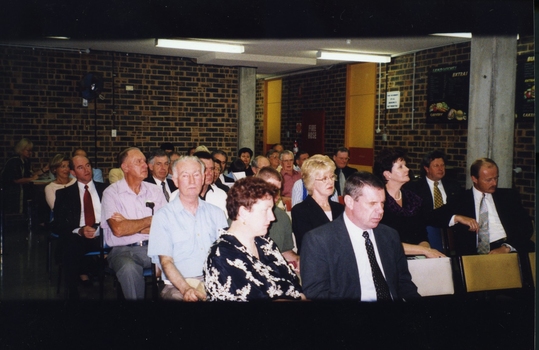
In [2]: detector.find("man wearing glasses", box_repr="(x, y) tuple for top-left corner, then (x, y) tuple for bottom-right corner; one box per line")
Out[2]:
(279, 150), (302, 202)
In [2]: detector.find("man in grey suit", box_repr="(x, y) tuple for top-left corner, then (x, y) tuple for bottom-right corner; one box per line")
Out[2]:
(301, 171), (419, 301)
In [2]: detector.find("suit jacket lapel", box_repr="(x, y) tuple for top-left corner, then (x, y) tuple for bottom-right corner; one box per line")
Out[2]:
(333, 215), (362, 298)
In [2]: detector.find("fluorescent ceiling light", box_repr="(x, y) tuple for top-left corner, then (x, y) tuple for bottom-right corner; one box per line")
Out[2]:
(430, 33), (472, 38)
(317, 50), (391, 63)
(156, 39), (244, 53)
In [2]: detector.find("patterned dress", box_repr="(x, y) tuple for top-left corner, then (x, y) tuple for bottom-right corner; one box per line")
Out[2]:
(204, 229), (302, 301)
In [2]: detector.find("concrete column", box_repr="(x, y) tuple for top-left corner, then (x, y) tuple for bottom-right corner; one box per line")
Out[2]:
(466, 36), (517, 188)
(238, 67), (257, 152)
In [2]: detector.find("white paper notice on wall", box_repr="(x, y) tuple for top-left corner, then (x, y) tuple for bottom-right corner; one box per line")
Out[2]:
(386, 91), (400, 109)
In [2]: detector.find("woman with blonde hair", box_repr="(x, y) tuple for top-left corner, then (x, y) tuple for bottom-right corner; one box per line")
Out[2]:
(291, 154), (345, 253)
(44, 154), (76, 210)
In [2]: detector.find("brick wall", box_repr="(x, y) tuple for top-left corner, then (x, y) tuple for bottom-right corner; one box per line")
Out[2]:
(0, 48), (239, 177)
(255, 38), (535, 217)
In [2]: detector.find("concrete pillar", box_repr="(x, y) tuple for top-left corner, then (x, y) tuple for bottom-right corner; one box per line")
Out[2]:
(238, 67), (257, 152)
(466, 36), (517, 188)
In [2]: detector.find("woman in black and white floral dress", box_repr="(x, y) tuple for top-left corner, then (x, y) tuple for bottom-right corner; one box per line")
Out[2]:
(204, 177), (304, 301)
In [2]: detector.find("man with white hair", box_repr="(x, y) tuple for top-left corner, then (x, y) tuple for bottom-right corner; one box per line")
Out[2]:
(148, 156), (227, 301)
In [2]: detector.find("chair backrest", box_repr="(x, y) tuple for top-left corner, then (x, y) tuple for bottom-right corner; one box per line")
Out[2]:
(529, 252), (536, 287)
(460, 254), (522, 292)
(407, 257), (454, 296)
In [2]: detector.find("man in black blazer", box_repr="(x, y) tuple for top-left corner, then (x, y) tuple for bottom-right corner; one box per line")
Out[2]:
(52, 155), (108, 299)
(451, 158), (534, 256)
(144, 149), (177, 202)
(405, 150), (466, 251)
(333, 147), (357, 196)
(301, 171), (419, 301)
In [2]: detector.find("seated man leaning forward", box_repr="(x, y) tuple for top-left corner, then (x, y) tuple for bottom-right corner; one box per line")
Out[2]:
(301, 171), (420, 301)
(101, 147), (167, 300)
(148, 156), (228, 301)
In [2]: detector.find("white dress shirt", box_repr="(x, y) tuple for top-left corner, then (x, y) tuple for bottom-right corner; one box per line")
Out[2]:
(472, 186), (507, 243)
(344, 212), (389, 302)
(74, 180), (101, 236)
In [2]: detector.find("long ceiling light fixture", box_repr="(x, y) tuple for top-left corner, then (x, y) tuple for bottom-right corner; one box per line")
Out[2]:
(317, 50), (391, 63)
(156, 39), (245, 53)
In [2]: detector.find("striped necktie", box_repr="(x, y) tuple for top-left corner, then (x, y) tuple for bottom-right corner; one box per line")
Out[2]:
(477, 194), (490, 254)
(161, 181), (170, 202)
(433, 181), (443, 209)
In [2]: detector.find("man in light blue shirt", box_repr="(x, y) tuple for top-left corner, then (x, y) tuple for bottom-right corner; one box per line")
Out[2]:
(148, 156), (228, 301)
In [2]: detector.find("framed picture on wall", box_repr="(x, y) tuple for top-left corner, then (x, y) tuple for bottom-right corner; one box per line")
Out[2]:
(515, 54), (534, 121)
(426, 63), (470, 124)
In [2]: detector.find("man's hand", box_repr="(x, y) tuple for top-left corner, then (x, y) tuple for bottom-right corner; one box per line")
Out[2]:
(423, 247), (447, 258)
(182, 287), (207, 302)
(489, 246), (511, 254)
(78, 226), (97, 239)
(454, 215), (479, 232)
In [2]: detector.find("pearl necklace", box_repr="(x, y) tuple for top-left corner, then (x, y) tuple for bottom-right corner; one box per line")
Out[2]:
(394, 190), (402, 201)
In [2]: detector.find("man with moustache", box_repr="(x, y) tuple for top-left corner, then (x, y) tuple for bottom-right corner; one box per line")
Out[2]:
(52, 155), (108, 299)
(301, 171), (419, 301)
(101, 147), (167, 300)
(451, 158), (534, 256)
(148, 156), (227, 301)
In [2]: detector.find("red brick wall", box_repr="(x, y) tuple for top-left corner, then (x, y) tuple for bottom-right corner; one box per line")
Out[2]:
(0, 48), (240, 177)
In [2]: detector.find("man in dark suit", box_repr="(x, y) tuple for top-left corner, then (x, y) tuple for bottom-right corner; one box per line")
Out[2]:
(451, 158), (534, 256)
(333, 147), (357, 196)
(406, 150), (466, 251)
(144, 149), (177, 202)
(52, 155), (108, 299)
(301, 171), (419, 301)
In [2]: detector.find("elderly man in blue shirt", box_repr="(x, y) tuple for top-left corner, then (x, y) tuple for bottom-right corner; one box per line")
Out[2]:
(148, 156), (228, 301)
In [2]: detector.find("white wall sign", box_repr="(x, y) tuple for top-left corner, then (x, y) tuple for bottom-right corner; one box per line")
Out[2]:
(386, 91), (400, 109)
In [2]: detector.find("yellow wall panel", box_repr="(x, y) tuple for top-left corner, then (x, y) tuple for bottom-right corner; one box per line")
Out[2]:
(267, 79), (282, 104)
(346, 94), (375, 148)
(345, 63), (377, 172)
(266, 102), (281, 145)
(264, 79), (282, 148)
(347, 63), (377, 96)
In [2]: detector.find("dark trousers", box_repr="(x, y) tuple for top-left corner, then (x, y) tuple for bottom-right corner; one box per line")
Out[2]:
(63, 234), (101, 292)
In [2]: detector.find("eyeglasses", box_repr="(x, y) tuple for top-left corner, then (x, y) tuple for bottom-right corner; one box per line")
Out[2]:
(315, 175), (337, 183)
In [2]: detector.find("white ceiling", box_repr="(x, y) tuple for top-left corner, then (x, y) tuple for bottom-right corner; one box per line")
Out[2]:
(3, 36), (472, 78)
